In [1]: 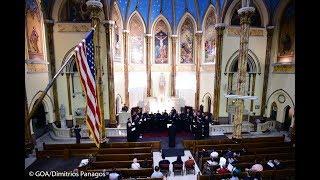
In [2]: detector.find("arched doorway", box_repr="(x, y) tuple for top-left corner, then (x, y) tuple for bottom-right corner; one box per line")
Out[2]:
(283, 105), (292, 131)
(31, 100), (49, 139)
(270, 102), (278, 120)
(206, 97), (212, 113)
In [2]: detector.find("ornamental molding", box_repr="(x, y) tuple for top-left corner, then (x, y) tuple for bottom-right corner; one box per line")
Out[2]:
(227, 26), (264, 36)
(56, 23), (91, 32)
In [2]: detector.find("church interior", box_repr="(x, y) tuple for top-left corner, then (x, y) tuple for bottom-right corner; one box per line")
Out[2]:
(25, 0), (295, 179)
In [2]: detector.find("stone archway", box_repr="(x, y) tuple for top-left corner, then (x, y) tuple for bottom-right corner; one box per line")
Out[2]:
(31, 99), (49, 139)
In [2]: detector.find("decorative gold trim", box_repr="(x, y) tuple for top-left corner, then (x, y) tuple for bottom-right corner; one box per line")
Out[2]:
(151, 65), (171, 72)
(26, 64), (48, 73)
(200, 65), (215, 72)
(273, 64), (295, 73)
(56, 23), (91, 32)
(227, 27), (264, 36)
(176, 65), (196, 72)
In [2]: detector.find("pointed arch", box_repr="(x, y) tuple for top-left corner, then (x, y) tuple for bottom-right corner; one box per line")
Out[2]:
(223, 0), (269, 27)
(224, 49), (262, 74)
(29, 91), (55, 124)
(272, 0), (291, 26)
(127, 11), (147, 33)
(202, 5), (217, 64)
(202, 4), (217, 30)
(152, 15), (172, 64)
(128, 11), (146, 65)
(111, 2), (124, 63)
(177, 12), (198, 33)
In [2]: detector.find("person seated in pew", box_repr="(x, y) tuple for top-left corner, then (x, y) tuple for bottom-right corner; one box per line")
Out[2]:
(230, 167), (241, 180)
(210, 149), (219, 159)
(131, 158), (141, 169)
(243, 170), (261, 180)
(172, 155), (183, 166)
(109, 168), (121, 180)
(141, 158), (149, 168)
(273, 159), (285, 169)
(246, 160), (263, 172)
(219, 156), (227, 168)
(264, 159), (275, 170)
(216, 164), (230, 174)
(185, 156), (195, 169)
(159, 154), (170, 166)
(151, 166), (164, 178)
(199, 149), (209, 158)
(225, 148), (234, 159)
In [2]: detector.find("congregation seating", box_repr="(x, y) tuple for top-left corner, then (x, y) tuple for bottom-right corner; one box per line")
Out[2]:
(87, 168), (154, 179)
(37, 141), (159, 159)
(95, 153), (152, 161)
(91, 160), (153, 169)
(189, 136), (295, 179)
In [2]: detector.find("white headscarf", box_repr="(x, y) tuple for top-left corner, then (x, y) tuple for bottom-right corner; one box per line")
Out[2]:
(219, 157), (227, 168)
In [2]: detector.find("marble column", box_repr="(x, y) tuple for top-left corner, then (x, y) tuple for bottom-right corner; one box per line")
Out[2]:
(213, 23), (226, 121)
(171, 35), (178, 97)
(260, 26), (274, 116)
(44, 19), (60, 123)
(250, 74), (256, 111)
(195, 31), (202, 109)
(86, 1), (107, 138)
(146, 34), (152, 97)
(233, 6), (255, 139)
(123, 30), (130, 105)
(66, 73), (72, 115)
(104, 21), (116, 128)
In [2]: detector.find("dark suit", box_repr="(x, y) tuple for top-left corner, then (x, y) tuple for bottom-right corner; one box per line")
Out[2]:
(159, 159), (170, 166)
(74, 127), (81, 144)
(168, 125), (176, 147)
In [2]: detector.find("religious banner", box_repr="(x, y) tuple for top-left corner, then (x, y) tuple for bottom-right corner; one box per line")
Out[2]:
(180, 19), (194, 64)
(130, 14), (144, 64)
(154, 20), (168, 64)
(204, 10), (216, 63)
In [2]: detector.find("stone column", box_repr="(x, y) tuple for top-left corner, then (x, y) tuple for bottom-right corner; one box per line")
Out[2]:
(260, 26), (274, 116)
(233, 6), (255, 139)
(250, 73), (256, 111)
(171, 35), (178, 97)
(146, 34), (152, 97)
(86, 1), (107, 138)
(104, 20), (117, 128)
(123, 30), (130, 105)
(66, 72), (72, 115)
(195, 31), (202, 109)
(213, 23), (226, 121)
(44, 19), (60, 123)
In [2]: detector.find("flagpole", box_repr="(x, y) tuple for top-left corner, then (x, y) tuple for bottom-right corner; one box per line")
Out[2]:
(86, 0), (106, 146)
(25, 51), (75, 126)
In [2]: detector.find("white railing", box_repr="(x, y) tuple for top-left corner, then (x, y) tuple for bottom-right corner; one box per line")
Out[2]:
(256, 120), (276, 132)
(209, 122), (254, 136)
(52, 123), (71, 138)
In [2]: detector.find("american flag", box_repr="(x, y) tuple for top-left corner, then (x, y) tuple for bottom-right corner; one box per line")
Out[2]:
(74, 29), (101, 147)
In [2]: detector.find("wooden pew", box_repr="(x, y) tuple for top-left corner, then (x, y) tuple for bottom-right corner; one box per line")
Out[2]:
(249, 147), (293, 155)
(95, 153), (152, 161)
(43, 141), (161, 151)
(240, 136), (285, 143)
(242, 141), (291, 149)
(183, 140), (195, 149)
(98, 147), (152, 154)
(92, 160), (153, 169)
(195, 144), (242, 152)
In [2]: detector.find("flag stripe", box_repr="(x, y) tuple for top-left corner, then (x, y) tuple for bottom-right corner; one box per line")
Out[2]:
(74, 30), (101, 147)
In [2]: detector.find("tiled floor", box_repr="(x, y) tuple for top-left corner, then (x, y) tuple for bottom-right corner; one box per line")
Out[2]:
(152, 151), (201, 180)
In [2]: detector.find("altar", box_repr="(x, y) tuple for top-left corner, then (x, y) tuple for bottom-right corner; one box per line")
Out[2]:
(141, 96), (184, 113)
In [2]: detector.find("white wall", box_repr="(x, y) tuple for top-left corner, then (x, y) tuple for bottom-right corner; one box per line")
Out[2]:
(219, 28), (267, 117)
(200, 72), (215, 113)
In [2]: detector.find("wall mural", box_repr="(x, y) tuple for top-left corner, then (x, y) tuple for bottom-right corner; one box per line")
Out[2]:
(130, 14), (144, 64)
(26, 0), (44, 61)
(154, 20), (168, 64)
(180, 18), (194, 64)
(278, 2), (295, 57)
(204, 10), (216, 63)
(59, 0), (90, 22)
(112, 5), (122, 62)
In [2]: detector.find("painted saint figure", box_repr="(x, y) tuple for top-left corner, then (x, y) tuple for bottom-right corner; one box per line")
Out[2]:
(155, 31), (168, 63)
(30, 27), (39, 53)
(159, 73), (166, 103)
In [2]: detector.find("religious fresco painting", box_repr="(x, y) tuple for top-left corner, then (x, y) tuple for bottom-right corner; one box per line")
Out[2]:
(204, 10), (216, 63)
(112, 5), (122, 62)
(154, 20), (168, 64)
(59, 0), (90, 22)
(278, 2), (295, 57)
(180, 18), (194, 64)
(26, 0), (44, 61)
(130, 14), (144, 64)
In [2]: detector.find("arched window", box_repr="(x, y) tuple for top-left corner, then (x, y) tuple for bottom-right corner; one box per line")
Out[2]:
(154, 20), (169, 64)
(180, 18), (194, 64)
(230, 2), (262, 27)
(129, 14), (145, 64)
(112, 4), (123, 62)
(204, 8), (216, 63)
(59, 0), (90, 22)
(278, 2), (295, 59)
